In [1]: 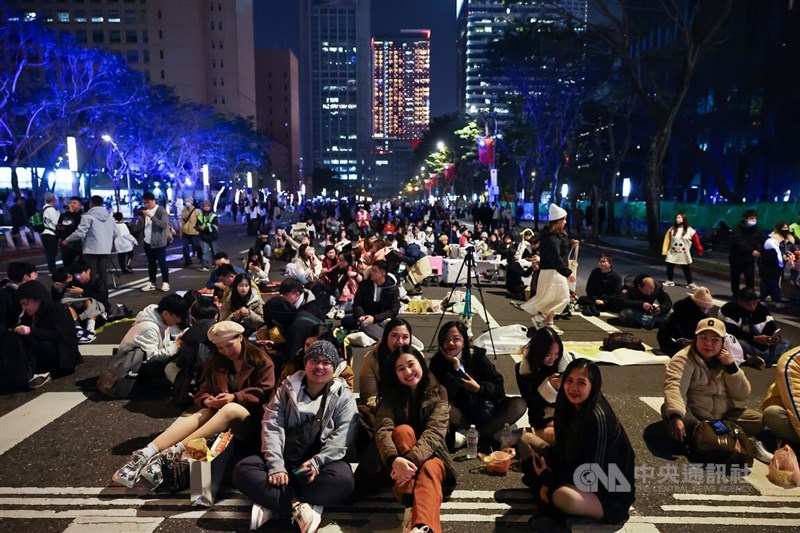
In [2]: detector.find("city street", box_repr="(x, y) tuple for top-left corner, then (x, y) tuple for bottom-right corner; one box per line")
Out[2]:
(1, 222), (799, 533)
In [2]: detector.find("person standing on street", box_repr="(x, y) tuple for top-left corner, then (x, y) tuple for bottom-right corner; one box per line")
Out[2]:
(662, 213), (703, 289)
(56, 196), (84, 271)
(179, 197), (201, 267)
(521, 204), (575, 335)
(40, 192), (61, 276)
(62, 195), (115, 285)
(196, 201), (219, 272)
(139, 192), (171, 292)
(729, 209), (764, 298)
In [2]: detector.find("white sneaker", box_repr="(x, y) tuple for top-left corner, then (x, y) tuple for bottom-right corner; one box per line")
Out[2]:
(159, 282), (171, 292)
(335, 308), (346, 319)
(686, 283), (698, 290)
(750, 438), (774, 464)
(140, 282), (156, 292)
(406, 525), (431, 533)
(663, 280), (675, 287)
(326, 307), (337, 319)
(250, 503), (276, 530)
(292, 502), (322, 533)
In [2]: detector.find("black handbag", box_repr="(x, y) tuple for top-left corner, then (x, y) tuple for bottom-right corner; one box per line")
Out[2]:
(283, 384), (329, 467)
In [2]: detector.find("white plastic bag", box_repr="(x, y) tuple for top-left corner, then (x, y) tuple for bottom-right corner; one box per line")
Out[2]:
(473, 324), (530, 355)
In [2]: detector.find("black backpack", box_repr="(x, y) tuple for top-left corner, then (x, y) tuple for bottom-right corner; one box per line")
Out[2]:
(171, 342), (212, 406)
(601, 332), (646, 351)
(97, 346), (146, 399)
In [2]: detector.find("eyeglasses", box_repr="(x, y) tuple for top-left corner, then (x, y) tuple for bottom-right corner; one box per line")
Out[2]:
(698, 334), (723, 344)
(307, 357), (333, 368)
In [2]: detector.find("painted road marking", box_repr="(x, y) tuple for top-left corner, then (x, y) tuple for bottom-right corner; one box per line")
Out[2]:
(79, 344), (117, 356)
(639, 397), (664, 414)
(661, 504), (800, 514)
(0, 392), (88, 455)
(62, 516), (163, 533)
(672, 493), (800, 502)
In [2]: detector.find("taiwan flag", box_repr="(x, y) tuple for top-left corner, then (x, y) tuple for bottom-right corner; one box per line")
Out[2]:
(478, 137), (495, 165)
(443, 163), (455, 181)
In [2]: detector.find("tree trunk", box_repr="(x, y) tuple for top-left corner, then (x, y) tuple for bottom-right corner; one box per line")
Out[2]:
(645, 124), (671, 252)
(10, 165), (21, 198)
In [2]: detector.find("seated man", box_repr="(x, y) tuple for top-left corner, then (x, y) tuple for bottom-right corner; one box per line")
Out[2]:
(610, 274), (672, 330)
(0, 262), (38, 331)
(51, 261), (109, 344)
(204, 252), (248, 290)
(657, 286), (714, 356)
(101, 294), (188, 397)
(662, 317), (770, 461)
(278, 277), (325, 320)
(719, 287), (790, 368)
(761, 347), (800, 445)
(341, 259), (400, 338)
(577, 254), (622, 317)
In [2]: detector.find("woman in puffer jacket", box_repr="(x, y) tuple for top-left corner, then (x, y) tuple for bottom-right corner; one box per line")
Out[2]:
(219, 273), (265, 336)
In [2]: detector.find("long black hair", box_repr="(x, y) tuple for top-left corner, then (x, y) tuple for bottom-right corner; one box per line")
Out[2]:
(380, 345), (432, 422)
(524, 326), (563, 378)
(229, 273), (253, 311)
(553, 359), (613, 466)
(437, 320), (472, 362)
(376, 317), (413, 385)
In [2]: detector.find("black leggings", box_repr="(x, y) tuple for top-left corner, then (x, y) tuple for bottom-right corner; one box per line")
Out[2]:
(666, 263), (693, 284)
(144, 243), (169, 284)
(450, 397), (527, 437)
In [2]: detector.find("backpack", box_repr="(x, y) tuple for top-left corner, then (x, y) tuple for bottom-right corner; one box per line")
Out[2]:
(97, 346), (146, 399)
(107, 303), (133, 322)
(29, 205), (53, 233)
(601, 332), (645, 351)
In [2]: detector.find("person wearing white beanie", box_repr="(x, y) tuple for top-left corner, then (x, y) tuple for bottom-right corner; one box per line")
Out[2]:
(521, 204), (576, 334)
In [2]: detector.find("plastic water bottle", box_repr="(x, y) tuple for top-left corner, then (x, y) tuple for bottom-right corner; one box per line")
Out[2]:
(500, 423), (513, 450)
(466, 425), (479, 459)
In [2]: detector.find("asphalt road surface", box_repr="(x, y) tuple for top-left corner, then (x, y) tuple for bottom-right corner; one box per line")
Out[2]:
(1, 222), (799, 532)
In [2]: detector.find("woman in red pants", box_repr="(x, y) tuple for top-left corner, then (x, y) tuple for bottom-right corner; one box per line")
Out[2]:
(374, 345), (456, 533)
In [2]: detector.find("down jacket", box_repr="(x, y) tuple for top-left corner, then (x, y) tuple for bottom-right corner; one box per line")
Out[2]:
(262, 373), (358, 476)
(664, 344), (752, 421)
(761, 347), (800, 439)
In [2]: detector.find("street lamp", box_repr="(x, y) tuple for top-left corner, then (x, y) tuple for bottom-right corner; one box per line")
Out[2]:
(436, 141), (445, 151)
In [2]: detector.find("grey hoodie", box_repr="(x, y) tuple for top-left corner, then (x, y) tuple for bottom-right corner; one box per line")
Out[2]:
(65, 205), (116, 255)
(117, 304), (182, 362)
(262, 373), (357, 475)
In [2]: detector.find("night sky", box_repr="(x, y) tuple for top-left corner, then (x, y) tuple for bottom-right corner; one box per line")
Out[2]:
(253, 0), (459, 117)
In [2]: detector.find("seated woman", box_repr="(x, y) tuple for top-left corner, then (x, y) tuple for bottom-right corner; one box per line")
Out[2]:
(218, 273), (265, 337)
(505, 250), (534, 301)
(357, 318), (414, 431)
(286, 243), (321, 286)
(429, 321), (526, 446)
(663, 318), (767, 452)
(112, 321), (275, 490)
(13, 280), (83, 388)
(233, 340), (358, 532)
(521, 359), (635, 526)
(516, 327), (564, 451)
(762, 348), (800, 445)
(374, 345), (456, 533)
(245, 247), (271, 287)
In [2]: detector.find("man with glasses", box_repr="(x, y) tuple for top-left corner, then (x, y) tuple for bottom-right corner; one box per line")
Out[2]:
(662, 317), (771, 463)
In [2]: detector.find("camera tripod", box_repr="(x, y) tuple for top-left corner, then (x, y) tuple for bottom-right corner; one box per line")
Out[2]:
(428, 248), (497, 358)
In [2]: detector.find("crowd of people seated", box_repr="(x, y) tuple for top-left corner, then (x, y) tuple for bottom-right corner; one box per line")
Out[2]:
(2, 197), (800, 533)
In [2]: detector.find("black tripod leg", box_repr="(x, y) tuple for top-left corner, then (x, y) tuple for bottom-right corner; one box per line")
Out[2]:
(428, 256), (469, 352)
(465, 253), (498, 359)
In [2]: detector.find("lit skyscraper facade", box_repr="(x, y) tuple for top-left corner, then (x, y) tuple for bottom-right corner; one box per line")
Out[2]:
(458, 0), (588, 120)
(372, 31), (431, 141)
(300, 0), (371, 186)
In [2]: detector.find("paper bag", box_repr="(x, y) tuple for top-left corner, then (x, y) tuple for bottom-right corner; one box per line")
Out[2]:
(189, 432), (236, 507)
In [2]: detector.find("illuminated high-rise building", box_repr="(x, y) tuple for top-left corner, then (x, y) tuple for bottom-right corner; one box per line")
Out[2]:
(372, 30), (431, 141)
(458, 0), (587, 120)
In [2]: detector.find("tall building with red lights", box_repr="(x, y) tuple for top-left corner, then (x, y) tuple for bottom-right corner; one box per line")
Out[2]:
(370, 30), (430, 196)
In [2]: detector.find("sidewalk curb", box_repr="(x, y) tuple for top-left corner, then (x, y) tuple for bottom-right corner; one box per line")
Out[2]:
(581, 242), (732, 282)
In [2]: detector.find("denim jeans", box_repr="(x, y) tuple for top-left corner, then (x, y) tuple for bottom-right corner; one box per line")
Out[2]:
(738, 339), (791, 367)
(200, 239), (217, 267)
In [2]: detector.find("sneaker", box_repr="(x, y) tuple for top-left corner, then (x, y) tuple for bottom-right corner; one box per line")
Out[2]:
(112, 448), (150, 488)
(140, 448), (187, 491)
(198, 266), (210, 272)
(406, 526), (431, 533)
(663, 280), (675, 287)
(548, 325), (565, 335)
(27, 373), (52, 390)
(326, 307), (337, 319)
(686, 283), (698, 290)
(75, 327), (86, 339)
(401, 507), (413, 532)
(750, 438), (774, 464)
(78, 331), (97, 344)
(531, 313), (546, 329)
(335, 309), (346, 319)
(159, 282), (171, 292)
(250, 503), (277, 530)
(407, 287), (423, 296)
(291, 502), (322, 533)
(742, 355), (766, 370)
(140, 282), (156, 292)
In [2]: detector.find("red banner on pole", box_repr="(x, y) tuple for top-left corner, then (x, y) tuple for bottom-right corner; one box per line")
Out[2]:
(443, 163), (455, 181)
(478, 137), (494, 165)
